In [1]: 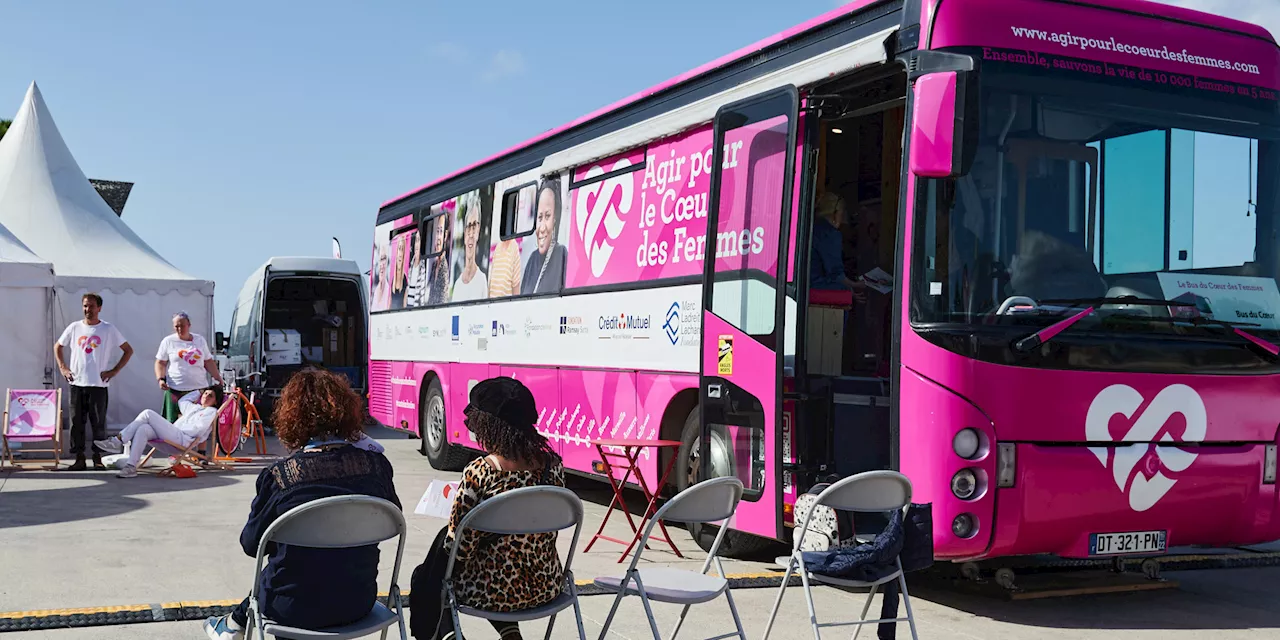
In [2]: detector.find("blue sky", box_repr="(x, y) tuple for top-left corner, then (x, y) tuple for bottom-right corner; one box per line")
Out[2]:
(0, 1), (1271, 330)
(0, 1), (840, 329)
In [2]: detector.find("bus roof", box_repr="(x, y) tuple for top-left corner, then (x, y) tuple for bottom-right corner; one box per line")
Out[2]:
(379, 0), (1275, 212)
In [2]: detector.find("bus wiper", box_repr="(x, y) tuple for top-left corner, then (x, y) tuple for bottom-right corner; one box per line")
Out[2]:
(1039, 297), (1196, 309)
(1013, 306), (1096, 352)
(1109, 314), (1280, 359)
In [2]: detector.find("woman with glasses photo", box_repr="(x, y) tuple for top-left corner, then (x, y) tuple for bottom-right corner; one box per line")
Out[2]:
(451, 193), (489, 302)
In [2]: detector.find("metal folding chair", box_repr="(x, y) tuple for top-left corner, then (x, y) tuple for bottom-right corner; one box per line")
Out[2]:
(762, 470), (919, 640)
(444, 485), (588, 640)
(592, 476), (746, 640)
(245, 495), (408, 640)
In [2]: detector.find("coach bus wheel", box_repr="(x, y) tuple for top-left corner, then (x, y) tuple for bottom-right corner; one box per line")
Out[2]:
(676, 408), (775, 558)
(422, 379), (469, 471)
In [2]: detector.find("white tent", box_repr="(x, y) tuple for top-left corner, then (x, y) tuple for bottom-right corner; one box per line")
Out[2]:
(0, 219), (55, 396)
(0, 82), (215, 429)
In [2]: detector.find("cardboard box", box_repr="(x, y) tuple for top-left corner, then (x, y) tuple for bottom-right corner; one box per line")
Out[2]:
(266, 329), (301, 351)
(264, 348), (302, 366)
(323, 328), (342, 366)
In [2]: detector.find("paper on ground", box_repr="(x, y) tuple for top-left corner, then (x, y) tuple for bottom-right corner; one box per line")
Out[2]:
(415, 479), (461, 518)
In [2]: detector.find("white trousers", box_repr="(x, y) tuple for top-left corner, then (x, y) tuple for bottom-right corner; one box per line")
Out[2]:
(120, 409), (191, 466)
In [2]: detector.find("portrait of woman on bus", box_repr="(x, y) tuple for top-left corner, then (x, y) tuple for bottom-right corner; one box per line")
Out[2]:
(390, 234), (407, 310)
(427, 203), (454, 306)
(372, 243), (391, 312)
(452, 192), (490, 302)
(405, 229), (427, 308)
(520, 177), (567, 295)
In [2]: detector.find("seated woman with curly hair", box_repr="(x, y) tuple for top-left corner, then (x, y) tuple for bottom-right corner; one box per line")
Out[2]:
(204, 368), (401, 640)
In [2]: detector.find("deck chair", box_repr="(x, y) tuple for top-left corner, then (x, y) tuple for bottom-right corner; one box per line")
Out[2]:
(593, 477), (746, 640)
(138, 396), (238, 476)
(2, 389), (62, 470)
(246, 495), (408, 640)
(761, 470), (919, 640)
(444, 486), (588, 640)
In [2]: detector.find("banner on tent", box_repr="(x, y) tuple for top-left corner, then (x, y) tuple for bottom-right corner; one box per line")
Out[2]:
(6, 389), (58, 437)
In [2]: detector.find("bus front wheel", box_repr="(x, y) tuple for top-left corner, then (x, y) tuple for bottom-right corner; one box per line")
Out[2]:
(675, 407), (775, 558)
(421, 378), (469, 471)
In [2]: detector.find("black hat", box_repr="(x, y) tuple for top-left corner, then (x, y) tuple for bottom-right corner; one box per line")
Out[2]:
(466, 377), (538, 428)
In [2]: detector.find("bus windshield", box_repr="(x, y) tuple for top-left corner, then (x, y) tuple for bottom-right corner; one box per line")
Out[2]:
(912, 65), (1280, 368)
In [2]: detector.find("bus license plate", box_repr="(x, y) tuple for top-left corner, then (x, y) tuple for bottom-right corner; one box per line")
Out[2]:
(1089, 530), (1167, 556)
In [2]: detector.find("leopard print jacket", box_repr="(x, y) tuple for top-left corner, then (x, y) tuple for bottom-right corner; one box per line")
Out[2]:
(447, 457), (566, 612)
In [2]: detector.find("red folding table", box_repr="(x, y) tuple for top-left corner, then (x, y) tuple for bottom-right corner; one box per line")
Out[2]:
(584, 438), (685, 562)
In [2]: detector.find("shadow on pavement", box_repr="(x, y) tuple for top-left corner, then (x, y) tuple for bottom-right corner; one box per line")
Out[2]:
(905, 566), (1280, 631)
(0, 466), (255, 529)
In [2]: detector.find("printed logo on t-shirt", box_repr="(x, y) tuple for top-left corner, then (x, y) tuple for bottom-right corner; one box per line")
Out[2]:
(178, 348), (202, 365)
(77, 335), (102, 354)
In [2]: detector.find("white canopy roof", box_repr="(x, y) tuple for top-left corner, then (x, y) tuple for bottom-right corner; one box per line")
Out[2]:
(0, 82), (211, 295)
(0, 218), (53, 288)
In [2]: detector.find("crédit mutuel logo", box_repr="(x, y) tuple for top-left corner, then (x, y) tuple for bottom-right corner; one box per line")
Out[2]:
(597, 312), (650, 339)
(1085, 384), (1206, 512)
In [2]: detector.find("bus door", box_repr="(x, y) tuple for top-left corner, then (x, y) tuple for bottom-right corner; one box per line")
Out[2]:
(700, 87), (799, 540)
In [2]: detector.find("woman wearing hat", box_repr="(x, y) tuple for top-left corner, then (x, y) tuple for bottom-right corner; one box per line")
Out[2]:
(441, 376), (566, 640)
(155, 312), (223, 422)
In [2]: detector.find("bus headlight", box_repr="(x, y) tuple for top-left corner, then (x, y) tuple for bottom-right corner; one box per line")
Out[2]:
(997, 443), (1017, 488)
(951, 468), (978, 500)
(953, 428), (981, 459)
(1265, 445), (1277, 485)
(952, 513), (978, 539)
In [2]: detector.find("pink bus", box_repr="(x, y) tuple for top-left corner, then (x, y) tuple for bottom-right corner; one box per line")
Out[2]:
(369, 0), (1280, 562)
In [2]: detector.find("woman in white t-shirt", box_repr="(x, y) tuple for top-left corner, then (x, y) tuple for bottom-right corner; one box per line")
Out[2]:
(155, 312), (224, 422)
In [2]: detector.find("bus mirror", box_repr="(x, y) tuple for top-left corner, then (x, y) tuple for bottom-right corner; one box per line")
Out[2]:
(909, 70), (978, 178)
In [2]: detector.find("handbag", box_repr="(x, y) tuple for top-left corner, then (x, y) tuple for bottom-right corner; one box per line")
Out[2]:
(408, 526), (452, 640)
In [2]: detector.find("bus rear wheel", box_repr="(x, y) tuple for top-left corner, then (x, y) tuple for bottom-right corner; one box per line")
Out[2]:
(421, 378), (469, 471)
(675, 407), (776, 558)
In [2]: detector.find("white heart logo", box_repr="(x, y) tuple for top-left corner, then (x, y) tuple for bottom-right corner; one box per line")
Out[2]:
(574, 159), (635, 278)
(1085, 384), (1206, 512)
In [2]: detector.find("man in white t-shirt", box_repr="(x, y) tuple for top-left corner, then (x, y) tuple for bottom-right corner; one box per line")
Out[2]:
(156, 311), (223, 422)
(54, 293), (133, 471)
(95, 387), (223, 478)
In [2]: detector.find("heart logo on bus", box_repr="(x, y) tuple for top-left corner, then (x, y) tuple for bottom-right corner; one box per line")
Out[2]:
(574, 158), (634, 278)
(1084, 384), (1206, 512)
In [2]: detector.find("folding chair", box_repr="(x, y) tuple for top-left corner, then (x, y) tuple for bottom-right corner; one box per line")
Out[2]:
(593, 477), (746, 640)
(246, 495), (408, 640)
(2, 389), (62, 470)
(138, 397), (238, 476)
(444, 485), (588, 640)
(761, 471), (919, 640)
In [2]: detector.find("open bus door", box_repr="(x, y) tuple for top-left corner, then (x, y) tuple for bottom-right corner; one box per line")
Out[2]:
(700, 87), (800, 541)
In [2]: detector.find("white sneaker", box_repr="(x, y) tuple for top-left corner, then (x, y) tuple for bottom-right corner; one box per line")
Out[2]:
(94, 437), (123, 454)
(116, 464), (137, 478)
(204, 615), (244, 640)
